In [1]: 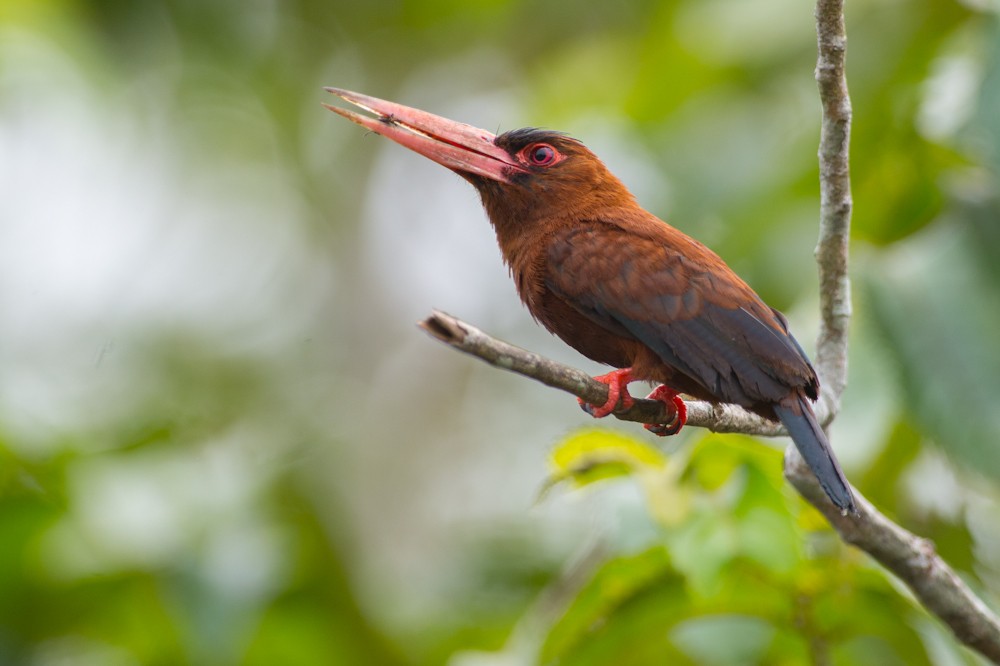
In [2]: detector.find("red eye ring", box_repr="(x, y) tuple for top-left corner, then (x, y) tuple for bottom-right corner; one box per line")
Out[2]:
(526, 143), (557, 166)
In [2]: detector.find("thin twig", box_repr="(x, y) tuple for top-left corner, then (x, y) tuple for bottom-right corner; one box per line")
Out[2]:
(813, 0), (853, 415)
(800, 3), (1000, 659)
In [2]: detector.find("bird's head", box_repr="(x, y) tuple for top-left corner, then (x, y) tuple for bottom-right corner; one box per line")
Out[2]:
(325, 88), (635, 231)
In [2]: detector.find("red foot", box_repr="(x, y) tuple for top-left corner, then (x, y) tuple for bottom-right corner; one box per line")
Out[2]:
(643, 385), (688, 436)
(578, 368), (635, 418)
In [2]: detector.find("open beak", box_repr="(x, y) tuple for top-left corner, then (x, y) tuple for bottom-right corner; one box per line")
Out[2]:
(324, 88), (527, 183)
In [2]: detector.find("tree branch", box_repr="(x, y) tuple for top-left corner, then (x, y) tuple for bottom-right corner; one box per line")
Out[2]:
(798, 1), (1000, 659)
(813, 0), (853, 415)
(413, 0), (1000, 660)
(419, 311), (785, 437)
(418, 311), (1000, 663)
(786, 455), (1000, 663)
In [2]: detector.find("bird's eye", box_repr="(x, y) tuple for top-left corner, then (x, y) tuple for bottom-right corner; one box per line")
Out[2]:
(526, 143), (557, 166)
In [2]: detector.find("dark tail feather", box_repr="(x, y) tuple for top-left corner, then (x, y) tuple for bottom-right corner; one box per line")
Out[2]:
(774, 394), (856, 514)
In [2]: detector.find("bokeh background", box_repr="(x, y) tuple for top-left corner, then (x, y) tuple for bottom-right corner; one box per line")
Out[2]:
(2, 0), (1000, 664)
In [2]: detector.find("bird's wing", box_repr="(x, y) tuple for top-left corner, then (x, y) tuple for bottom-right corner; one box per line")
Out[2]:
(544, 222), (817, 407)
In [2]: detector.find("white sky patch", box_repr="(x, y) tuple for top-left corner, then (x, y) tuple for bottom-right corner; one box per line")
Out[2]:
(0, 30), (331, 448)
(918, 54), (981, 142)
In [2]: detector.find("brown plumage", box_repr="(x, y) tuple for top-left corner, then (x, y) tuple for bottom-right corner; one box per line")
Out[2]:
(326, 89), (856, 513)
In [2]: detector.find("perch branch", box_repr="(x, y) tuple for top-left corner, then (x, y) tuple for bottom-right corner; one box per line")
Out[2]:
(786, 455), (1000, 662)
(419, 311), (1000, 663)
(419, 311), (785, 436)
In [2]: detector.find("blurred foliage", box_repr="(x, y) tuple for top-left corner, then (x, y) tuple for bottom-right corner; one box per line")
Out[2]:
(541, 432), (936, 666)
(2, 0), (1000, 664)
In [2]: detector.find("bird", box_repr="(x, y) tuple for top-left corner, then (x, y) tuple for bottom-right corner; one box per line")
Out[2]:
(325, 87), (856, 514)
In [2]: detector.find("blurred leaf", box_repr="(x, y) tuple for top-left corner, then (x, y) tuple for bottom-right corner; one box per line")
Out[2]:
(543, 428), (696, 526)
(670, 614), (774, 666)
(847, 0), (972, 245)
(865, 219), (1000, 481)
(687, 436), (744, 491)
(689, 434), (783, 476)
(735, 506), (802, 578)
(540, 547), (694, 666)
(543, 428), (667, 492)
(244, 482), (409, 666)
(858, 419), (923, 511)
(668, 511), (738, 597)
(969, 19), (1000, 171)
(670, 436), (804, 593)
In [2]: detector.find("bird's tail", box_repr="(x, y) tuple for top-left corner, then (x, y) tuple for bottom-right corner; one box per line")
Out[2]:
(774, 394), (856, 514)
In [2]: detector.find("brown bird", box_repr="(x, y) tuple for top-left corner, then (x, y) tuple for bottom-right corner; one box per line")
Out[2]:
(325, 88), (856, 514)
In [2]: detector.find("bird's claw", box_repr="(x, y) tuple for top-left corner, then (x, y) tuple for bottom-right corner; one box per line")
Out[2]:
(642, 385), (688, 437)
(579, 368), (636, 418)
(644, 417), (682, 437)
(579, 372), (686, 437)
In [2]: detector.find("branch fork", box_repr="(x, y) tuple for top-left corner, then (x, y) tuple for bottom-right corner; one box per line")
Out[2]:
(410, 0), (1000, 654)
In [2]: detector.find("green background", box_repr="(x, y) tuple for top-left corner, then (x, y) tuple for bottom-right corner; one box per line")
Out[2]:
(1, 0), (999, 663)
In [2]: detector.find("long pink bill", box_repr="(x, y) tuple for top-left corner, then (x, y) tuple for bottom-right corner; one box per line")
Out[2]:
(324, 87), (526, 183)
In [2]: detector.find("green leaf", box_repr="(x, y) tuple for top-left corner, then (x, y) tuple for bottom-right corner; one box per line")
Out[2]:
(670, 615), (775, 666)
(864, 219), (1000, 482)
(540, 547), (693, 666)
(543, 428), (697, 526)
(542, 428), (664, 493)
(969, 20), (1000, 172)
(734, 506), (803, 578)
(668, 511), (739, 598)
